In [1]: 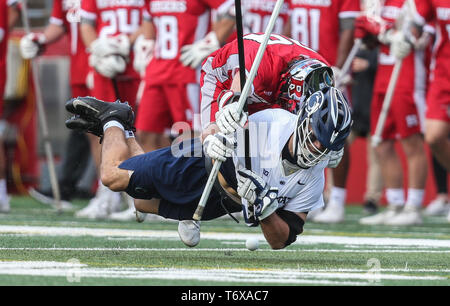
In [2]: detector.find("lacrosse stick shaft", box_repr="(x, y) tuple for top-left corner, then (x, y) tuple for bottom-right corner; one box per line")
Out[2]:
(21, 1), (62, 212)
(336, 38), (362, 88)
(371, 59), (403, 147)
(193, 0), (285, 221)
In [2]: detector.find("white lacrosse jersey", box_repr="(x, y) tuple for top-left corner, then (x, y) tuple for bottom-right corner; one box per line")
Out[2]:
(232, 109), (327, 213)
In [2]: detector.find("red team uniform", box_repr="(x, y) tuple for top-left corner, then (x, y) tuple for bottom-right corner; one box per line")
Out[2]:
(285, 0), (360, 65)
(414, 0), (450, 123)
(370, 0), (427, 140)
(243, 0), (289, 34)
(200, 33), (329, 129)
(0, 0), (17, 117)
(50, 0), (90, 98)
(80, 0), (143, 104)
(136, 0), (229, 133)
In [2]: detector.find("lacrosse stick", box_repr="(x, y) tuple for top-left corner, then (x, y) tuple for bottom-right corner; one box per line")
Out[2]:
(21, 0), (62, 212)
(193, 0), (285, 221)
(371, 0), (416, 147)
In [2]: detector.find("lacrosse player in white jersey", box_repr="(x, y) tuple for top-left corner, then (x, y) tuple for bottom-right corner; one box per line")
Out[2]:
(64, 85), (352, 249)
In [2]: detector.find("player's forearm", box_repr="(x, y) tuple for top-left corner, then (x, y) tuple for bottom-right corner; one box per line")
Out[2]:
(8, 5), (20, 29)
(80, 23), (98, 48)
(260, 213), (291, 250)
(42, 23), (65, 44)
(213, 17), (235, 45)
(335, 28), (354, 68)
(141, 20), (156, 40)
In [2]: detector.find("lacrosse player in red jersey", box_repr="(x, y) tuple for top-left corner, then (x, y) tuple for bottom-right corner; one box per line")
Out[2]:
(77, 0), (146, 220)
(283, 0), (360, 224)
(356, 0), (434, 226)
(0, 0), (19, 213)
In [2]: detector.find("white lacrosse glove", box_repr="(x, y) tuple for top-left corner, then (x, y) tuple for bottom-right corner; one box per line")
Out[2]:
(390, 31), (412, 60)
(237, 169), (279, 220)
(203, 132), (236, 162)
(180, 31), (220, 68)
(133, 35), (155, 75)
(327, 148), (344, 168)
(20, 33), (47, 59)
(89, 54), (126, 78)
(215, 90), (248, 135)
(89, 34), (130, 58)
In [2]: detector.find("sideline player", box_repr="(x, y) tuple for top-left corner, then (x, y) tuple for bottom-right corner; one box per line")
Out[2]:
(134, 0), (236, 153)
(283, 0), (361, 223)
(78, 0), (146, 219)
(20, 0), (93, 209)
(412, 0), (450, 222)
(64, 85), (352, 249)
(357, 0), (430, 226)
(0, 0), (20, 213)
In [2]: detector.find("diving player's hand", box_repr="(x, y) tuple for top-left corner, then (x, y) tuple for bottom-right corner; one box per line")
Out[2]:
(237, 169), (279, 220)
(215, 90), (248, 135)
(203, 133), (236, 162)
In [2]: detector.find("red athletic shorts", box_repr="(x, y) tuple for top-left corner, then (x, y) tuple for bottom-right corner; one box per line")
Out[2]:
(91, 71), (139, 109)
(426, 78), (450, 123)
(135, 82), (200, 134)
(370, 90), (424, 140)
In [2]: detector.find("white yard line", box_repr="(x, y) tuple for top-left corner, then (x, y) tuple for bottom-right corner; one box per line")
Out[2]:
(0, 261), (446, 285)
(0, 247), (449, 254)
(0, 225), (449, 248)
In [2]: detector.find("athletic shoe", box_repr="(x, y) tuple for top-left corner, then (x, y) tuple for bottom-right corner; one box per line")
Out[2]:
(384, 206), (423, 226)
(359, 206), (401, 225)
(109, 207), (141, 221)
(363, 200), (379, 215)
(75, 184), (122, 219)
(0, 196), (10, 213)
(310, 202), (345, 223)
(65, 97), (135, 130)
(28, 187), (74, 211)
(178, 220), (201, 247)
(424, 197), (449, 216)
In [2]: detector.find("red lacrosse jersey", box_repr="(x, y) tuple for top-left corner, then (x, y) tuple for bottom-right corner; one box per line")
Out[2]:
(373, 0), (427, 94)
(243, 0), (289, 34)
(80, 0), (145, 79)
(285, 0), (360, 65)
(0, 0), (18, 101)
(143, 0), (228, 85)
(200, 33), (329, 128)
(414, 0), (450, 83)
(50, 0), (89, 86)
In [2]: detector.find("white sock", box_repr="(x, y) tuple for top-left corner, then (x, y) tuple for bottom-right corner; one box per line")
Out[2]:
(125, 130), (135, 139)
(405, 188), (424, 208)
(386, 188), (405, 207)
(0, 179), (7, 199)
(328, 187), (347, 207)
(103, 120), (124, 132)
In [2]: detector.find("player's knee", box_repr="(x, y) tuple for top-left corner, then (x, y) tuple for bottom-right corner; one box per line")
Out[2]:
(100, 168), (127, 192)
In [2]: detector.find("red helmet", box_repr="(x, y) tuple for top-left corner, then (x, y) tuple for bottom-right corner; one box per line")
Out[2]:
(278, 57), (334, 113)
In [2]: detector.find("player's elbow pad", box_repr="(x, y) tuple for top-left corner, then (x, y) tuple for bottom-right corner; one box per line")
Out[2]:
(276, 209), (305, 247)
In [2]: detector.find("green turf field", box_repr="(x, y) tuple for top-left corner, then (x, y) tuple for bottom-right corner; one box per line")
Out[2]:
(0, 196), (448, 286)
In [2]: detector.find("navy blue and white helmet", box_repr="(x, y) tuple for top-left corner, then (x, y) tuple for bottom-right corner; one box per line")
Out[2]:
(293, 86), (352, 168)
